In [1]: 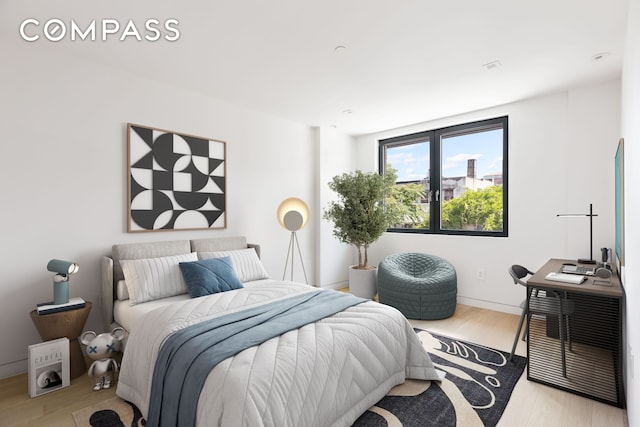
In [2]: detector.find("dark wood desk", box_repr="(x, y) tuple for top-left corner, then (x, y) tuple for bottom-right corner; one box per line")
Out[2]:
(527, 259), (624, 407)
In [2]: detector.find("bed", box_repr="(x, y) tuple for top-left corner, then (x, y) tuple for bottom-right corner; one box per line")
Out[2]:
(101, 236), (440, 427)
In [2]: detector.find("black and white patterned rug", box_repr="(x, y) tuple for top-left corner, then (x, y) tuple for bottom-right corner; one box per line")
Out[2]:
(73, 330), (526, 427)
(352, 330), (527, 427)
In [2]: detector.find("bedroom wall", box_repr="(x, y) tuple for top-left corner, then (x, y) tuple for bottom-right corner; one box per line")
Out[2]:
(621, 0), (639, 423)
(315, 127), (357, 288)
(353, 80), (621, 314)
(0, 42), (321, 378)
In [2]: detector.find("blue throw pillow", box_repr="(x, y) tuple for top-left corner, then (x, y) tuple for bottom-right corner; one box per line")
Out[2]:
(179, 257), (243, 298)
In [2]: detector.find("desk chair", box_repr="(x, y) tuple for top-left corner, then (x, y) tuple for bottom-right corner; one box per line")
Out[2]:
(508, 265), (575, 377)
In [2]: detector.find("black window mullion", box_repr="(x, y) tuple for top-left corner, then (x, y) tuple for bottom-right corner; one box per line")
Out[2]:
(500, 118), (509, 237)
(429, 130), (439, 233)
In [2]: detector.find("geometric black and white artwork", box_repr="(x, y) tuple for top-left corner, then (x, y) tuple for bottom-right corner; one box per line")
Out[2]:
(127, 123), (226, 232)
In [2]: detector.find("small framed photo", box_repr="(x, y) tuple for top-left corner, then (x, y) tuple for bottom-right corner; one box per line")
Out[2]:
(28, 338), (70, 398)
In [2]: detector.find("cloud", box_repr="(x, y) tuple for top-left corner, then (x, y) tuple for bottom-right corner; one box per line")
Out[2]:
(442, 153), (482, 172)
(387, 146), (429, 181)
(485, 156), (503, 173)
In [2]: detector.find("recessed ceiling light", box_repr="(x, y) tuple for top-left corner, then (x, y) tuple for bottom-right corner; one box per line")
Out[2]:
(482, 60), (502, 70)
(342, 109), (353, 114)
(592, 52), (611, 61)
(334, 45), (347, 53)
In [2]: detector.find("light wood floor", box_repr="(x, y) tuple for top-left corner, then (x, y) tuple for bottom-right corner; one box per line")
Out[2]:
(409, 304), (628, 427)
(0, 304), (628, 426)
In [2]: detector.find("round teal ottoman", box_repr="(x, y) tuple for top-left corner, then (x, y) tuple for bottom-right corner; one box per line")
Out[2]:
(378, 253), (457, 320)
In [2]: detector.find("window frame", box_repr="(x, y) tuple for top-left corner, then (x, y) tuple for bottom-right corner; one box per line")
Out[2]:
(379, 116), (509, 237)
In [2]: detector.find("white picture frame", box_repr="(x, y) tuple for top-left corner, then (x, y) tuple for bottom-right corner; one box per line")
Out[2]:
(28, 337), (70, 398)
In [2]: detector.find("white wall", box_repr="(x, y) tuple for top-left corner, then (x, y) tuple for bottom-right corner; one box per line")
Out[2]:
(566, 82), (621, 260)
(315, 127), (357, 288)
(0, 42), (317, 378)
(355, 81), (621, 314)
(621, 0), (639, 423)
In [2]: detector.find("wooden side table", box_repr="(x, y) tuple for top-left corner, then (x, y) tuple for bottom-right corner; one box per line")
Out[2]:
(29, 302), (92, 380)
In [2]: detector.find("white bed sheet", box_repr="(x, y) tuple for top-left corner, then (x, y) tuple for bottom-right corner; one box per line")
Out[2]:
(116, 280), (440, 427)
(113, 279), (275, 332)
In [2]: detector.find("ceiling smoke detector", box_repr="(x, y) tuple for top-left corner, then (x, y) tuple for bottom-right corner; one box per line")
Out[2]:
(482, 60), (502, 70)
(591, 52), (611, 61)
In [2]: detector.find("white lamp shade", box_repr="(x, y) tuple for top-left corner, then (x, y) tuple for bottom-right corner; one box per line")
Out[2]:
(277, 198), (309, 231)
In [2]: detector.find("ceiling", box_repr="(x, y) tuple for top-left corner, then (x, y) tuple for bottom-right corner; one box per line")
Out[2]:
(2, 0), (630, 135)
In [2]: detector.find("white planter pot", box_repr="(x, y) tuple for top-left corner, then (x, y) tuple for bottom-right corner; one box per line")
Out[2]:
(349, 266), (377, 299)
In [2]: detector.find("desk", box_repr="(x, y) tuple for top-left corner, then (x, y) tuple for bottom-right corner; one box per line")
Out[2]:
(527, 259), (624, 407)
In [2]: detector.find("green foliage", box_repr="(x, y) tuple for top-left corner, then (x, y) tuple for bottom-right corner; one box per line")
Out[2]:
(417, 212), (431, 229)
(323, 170), (397, 269)
(387, 182), (427, 228)
(441, 186), (503, 231)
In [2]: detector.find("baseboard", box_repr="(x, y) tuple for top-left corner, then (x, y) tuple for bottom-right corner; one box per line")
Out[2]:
(0, 359), (27, 380)
(320, 281), (349, 290)
(317, 287), (520, 315)
(457, 296), (521, 315)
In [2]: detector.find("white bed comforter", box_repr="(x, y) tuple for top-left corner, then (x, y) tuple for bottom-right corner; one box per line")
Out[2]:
(117, 281), (440, 427)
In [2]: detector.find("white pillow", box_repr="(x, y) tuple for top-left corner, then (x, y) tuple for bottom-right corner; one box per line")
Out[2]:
(116, 280), (129, 301)
(198, 248), (269, 282)
(120, 252), (197, 305)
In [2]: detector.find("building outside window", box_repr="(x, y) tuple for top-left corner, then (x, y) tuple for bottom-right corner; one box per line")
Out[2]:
(379, 116), (508, 237)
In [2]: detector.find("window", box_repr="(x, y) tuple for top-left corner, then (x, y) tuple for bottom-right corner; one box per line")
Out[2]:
(379, 116), (508, 237)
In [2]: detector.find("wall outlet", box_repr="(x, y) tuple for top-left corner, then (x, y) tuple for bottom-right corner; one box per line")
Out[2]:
(629, 345), (635, 379)
(477, 269), (485, 281)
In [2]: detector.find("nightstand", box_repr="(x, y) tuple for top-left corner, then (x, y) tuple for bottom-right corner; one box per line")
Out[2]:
(29, 302), (92, 380)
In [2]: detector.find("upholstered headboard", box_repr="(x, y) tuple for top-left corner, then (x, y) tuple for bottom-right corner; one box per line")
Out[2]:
(100, 236), (260, 329)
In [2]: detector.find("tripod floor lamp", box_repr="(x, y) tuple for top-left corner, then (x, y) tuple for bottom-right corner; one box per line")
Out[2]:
(277, 197), (309, 283)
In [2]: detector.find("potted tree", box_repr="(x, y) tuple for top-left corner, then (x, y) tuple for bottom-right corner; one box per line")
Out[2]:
(323, 170), (399, 299)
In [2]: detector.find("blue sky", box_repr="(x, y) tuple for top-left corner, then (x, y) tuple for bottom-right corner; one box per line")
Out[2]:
(386, 129), (503, 181)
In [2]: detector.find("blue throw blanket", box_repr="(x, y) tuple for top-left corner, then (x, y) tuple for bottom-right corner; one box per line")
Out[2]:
(146, 289), (366, 427)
